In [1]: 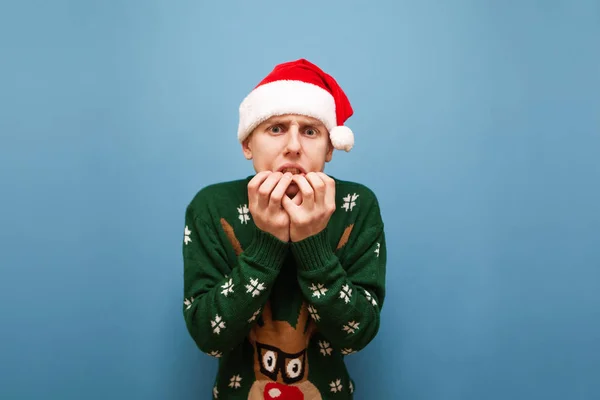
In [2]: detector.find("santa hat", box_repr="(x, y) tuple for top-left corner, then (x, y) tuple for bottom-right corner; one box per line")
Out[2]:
(238, 59), (355, 152)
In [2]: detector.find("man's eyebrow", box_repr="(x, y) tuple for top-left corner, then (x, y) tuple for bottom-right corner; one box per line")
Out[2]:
(299, 120), (321, 126)
(300, 122), (327, 131)
(294, 119), (326, 127)
(266, 117), (288, 124)
(260, 117), (290, 126)
(265, 117), (324, 127)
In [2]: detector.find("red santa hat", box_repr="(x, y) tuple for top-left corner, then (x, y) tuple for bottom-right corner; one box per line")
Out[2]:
(238, 59), (355, 152)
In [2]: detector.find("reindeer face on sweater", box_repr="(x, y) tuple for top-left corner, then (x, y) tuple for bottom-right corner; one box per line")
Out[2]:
(248, 301), (322, 400)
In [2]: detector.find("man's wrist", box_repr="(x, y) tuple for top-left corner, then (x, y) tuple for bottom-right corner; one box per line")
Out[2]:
(243, 228), (290, 270)
(290, 228), (336, 271)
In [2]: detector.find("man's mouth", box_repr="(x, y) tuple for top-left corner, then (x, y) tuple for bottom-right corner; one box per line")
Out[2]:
(281, 167), (303, 174)
(279, 166), (305, 175)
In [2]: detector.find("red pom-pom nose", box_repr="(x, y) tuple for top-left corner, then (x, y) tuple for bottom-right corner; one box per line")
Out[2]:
(263, 382), (304, 400)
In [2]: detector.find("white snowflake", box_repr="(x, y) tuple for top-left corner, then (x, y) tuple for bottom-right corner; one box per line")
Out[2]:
(237, 204), (250, 224)
(209, 350), (222, 358)
(307, 305), (320, 321)
(339, 284), (352, 304)
(248, 308), (261, 323)
(220, 278), (234, 296)
(329, 379), (343, 393)
(229, 375), (242, 389)
(374, 242), (380, 257)
(341, 348), (356, 355)
(309, 283), (328, 298)
(211, 315), (226, 335)
(341, 193), (359, 212)
(213, 386), (218, 398)
(364, 290), (378, 306)
(184, 225), (192, 245)
(184, 297), (194, 310)
(245, 278), (266, 297)
(343, 321), (360, 335)
(318, 341), (333, 356)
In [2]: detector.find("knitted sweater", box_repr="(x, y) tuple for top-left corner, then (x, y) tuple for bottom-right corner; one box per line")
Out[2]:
(182, 175), (387, 400)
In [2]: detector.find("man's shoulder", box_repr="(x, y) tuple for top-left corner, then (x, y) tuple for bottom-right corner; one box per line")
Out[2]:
(186, 176), (251, 215)
(193, 176), (250, 197)
(332, 176), (379, 203)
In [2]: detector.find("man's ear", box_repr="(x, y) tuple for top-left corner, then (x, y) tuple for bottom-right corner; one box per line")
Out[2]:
(325, 139), (334, 162)
(242, 138), (253, 160)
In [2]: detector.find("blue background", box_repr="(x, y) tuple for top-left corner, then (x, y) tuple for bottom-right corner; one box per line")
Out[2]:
(1, 0), (599, 399)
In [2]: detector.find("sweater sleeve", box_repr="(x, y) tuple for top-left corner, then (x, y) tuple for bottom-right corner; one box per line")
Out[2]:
(290, 192), (386, 355)
(182, 203), (288, 358)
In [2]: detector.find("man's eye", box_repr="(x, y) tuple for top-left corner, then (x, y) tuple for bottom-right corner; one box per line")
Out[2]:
(270, 126), (282, 133)
(305, 128), (316, 136)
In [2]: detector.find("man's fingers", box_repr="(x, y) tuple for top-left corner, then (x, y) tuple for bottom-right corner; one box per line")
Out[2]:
(247, 171), (272, 194)
(255, 172), (282, 209)
(305, 172), (326, 205)
(292, 175), (315, 208)
(316, 172), (335, 189)
(247, 171), (271, 211)
(317, 172), (336, 211)
(269, 172), (293, 207)
(291, 192), (303, 206)
(282, 194), (296, 212)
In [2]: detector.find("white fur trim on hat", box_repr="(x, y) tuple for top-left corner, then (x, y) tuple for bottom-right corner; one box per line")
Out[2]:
(238, 80), (337, 141)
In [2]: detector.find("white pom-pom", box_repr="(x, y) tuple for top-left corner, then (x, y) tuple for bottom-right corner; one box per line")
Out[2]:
(329, 126), (354, 152)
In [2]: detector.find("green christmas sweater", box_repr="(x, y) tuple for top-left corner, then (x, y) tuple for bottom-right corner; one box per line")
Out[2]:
(182, 174), (387, 400)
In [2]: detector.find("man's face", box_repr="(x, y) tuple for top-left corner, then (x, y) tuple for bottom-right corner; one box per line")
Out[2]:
(242, 114), (334, 197)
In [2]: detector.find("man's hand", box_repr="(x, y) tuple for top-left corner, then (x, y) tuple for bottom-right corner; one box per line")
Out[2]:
(282, 172), (336, 242)
(248, 171), (300, 242)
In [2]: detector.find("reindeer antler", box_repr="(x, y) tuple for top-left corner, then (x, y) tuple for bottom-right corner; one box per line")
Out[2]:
(336, 224), (354, 250)
(220, 218), (244, 256)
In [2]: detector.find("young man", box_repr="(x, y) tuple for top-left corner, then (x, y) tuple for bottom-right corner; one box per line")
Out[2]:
(182, 59), (386, 399)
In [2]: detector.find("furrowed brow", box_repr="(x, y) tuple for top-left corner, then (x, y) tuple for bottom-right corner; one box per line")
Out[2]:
(265, 117), (288, 125)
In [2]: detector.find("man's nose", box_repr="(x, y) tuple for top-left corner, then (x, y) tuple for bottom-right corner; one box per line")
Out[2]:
(284, 127), (301, 154)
